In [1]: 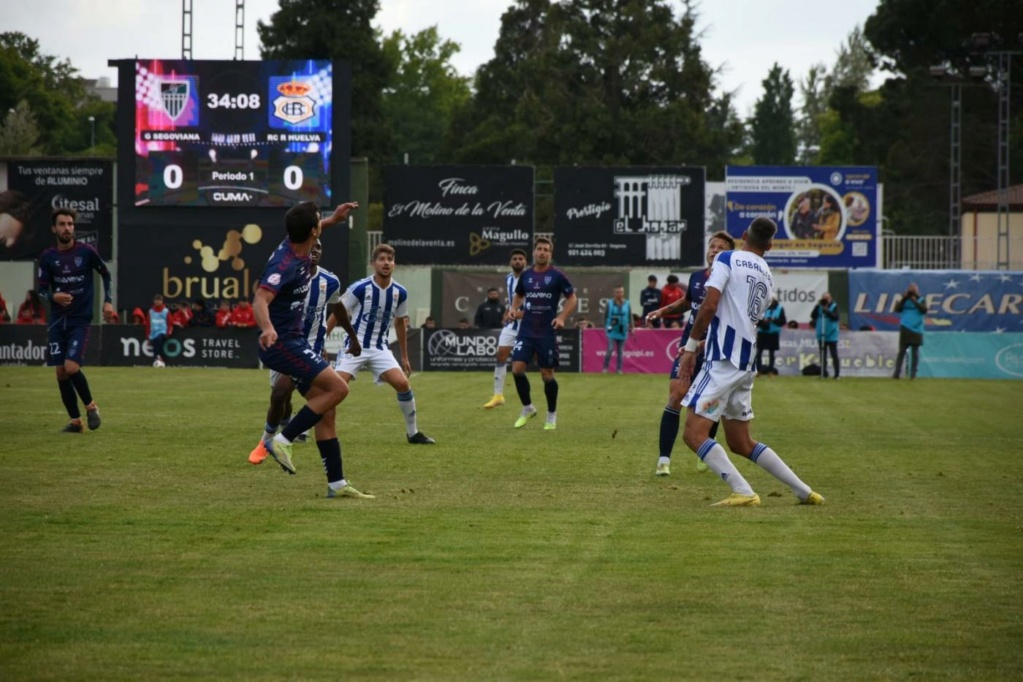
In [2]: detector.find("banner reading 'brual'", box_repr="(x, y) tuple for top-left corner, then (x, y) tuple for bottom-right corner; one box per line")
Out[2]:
(554, 167), (705, 267)
(383, 165), (534, 265)
(725, 166), (880, 269)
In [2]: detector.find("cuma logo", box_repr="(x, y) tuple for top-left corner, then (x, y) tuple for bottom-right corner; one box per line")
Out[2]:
(995, 343), (1023, 378)
(120, 337), (196, 359)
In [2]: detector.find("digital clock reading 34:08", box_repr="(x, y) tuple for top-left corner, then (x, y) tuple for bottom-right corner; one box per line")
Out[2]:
(206, 93), (262, 109)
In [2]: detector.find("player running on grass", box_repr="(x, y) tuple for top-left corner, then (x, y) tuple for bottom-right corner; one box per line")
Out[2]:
(249, 239), (359, 465)
(253, 201), (374, 500)
(646, 230), (735, 477)
(678, 217), (824, 507)
(330, 243), (435, 445)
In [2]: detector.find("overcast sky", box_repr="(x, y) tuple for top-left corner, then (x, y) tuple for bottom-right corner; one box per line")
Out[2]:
(6, 0), (883, 115)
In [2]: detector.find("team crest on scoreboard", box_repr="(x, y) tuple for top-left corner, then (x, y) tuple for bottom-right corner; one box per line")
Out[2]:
(160, 79), (195, 122)
(270, 78), (318, 126)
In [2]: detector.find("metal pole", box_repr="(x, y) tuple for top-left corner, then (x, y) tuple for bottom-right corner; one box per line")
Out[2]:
(950, 83), (962, 268)
(995, 53), (1011, 269)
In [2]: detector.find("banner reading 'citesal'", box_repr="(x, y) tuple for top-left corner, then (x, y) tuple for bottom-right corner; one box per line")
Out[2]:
(725, 166), (880, 269)
(383, 165), (534, 265)
(554, 167), (705, 267)
(848, 270), (1023, 332)
(1, 160), (113, 261)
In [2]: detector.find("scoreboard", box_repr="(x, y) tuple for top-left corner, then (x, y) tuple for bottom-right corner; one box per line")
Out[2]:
(134, 59), (333, 207)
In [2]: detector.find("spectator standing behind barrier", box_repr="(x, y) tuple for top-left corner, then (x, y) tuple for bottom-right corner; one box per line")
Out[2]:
(190, 297), (214, 326)
(0, 291), (11, 322)
(640, 275), (661, 328)
(474, 287), (506, 329)
(215, 300), (233, 328)
(893, 283), (926, 380)
(422, 316), (436, 329)
(230, 300), (257, 328)
(18, 290), (46, 323)
(149, 294), (171, 367)
(602, 286), (632, 374)
(756, 297), (786, 375)
(659, 275), (684, 327)
(811, 292), (840, 379)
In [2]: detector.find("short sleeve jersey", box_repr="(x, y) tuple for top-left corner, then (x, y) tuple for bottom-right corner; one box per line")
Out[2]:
(258, 239), (312, 341)
(503, 271), (521, 332)
(703, 250), (774, 372)
(679, 269), (709, 346)
(303, 268), (342, 355)
(341, 277), (409, 351)
(37, 242), (110, 321)
(514, 266), (574, 339)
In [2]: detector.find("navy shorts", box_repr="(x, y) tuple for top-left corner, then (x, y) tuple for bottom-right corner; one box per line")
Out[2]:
(670, 353), (705, 381)
(259, 337), (330, 396)
(512, 335), (559, 369)
(47, 318), (91, 367)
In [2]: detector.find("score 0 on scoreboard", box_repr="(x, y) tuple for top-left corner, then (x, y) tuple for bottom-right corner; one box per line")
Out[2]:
(134, 59), (333, 207)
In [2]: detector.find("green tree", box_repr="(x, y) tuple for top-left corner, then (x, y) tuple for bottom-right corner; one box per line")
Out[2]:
(0, 100), (42, 156)
(827, 26), (875, 94)
(446, 0), (742, 175)
(381, 27), (471, 164)
(797, 63), (828, 164)
(0, 32), (96, 155)
(749, 63), (796, 165)
(258, 0), (396, 165)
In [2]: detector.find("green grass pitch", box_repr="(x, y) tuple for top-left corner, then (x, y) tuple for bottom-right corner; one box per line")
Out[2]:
(1, 368), (1021, 680)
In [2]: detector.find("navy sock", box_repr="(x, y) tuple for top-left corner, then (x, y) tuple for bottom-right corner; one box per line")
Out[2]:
(659, 406), (680, 458)
(68, 371), (93, 406)
(317, 438), (344, 483)
(513, 372), (531, 406)
(58, 378), (80, 419)
(281, 405), (322, 442)
(543, 378), (558, 413)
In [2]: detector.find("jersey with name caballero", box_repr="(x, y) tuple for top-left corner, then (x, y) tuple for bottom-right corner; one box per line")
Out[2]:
(341, 276), (408, 351)
(514, 266), (573, 339)
(703, 250), (774, 372)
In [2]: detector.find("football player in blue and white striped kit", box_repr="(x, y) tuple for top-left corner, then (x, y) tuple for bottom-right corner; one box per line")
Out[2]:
(679, 217), (824, 507)
(333, 243), (435, 444)
(483, 248), (528, 409)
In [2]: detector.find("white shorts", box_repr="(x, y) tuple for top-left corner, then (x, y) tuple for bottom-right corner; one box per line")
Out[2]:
(334, 346), (401, 384)
(498, 325), (517, 348)
(681, 359), (755, 422)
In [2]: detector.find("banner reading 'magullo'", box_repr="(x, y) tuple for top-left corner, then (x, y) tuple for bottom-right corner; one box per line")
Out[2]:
(383, 165), (534, 265)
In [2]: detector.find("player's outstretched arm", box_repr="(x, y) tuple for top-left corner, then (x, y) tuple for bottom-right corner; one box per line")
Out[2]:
(394, 315), (411, 376)
(320, 202), (359, 230)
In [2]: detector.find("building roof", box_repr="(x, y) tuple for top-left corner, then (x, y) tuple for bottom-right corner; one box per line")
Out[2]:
(962, 185), (1023, 211)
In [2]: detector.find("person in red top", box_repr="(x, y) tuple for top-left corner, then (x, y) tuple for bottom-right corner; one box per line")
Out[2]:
(215, 299), (233, 328)
(168, 300), (191, 329)
(17, 290), (46, 323)
(230, 299), (257, 328)
(131, 307), (150, 337)
(659, 275), (685, 327)
(0, 291), (10, 323)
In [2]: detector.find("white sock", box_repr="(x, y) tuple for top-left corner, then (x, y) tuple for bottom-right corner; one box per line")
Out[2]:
(697, 439), (755, 495)
(398, 390), (418, 437)
(328, 479), (347, 491)
(522, 404), (535, 416)
(751, 443), (811, 500)
(494, 363), (507, 395)
(273, 433), (293, 446)
(546, 411), (556, 422)
(658, 456), (670, 466)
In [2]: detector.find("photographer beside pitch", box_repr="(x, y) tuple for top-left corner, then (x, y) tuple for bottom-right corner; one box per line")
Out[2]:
(893, 283), (926, 380)
(678, 217), (824, 507)
(811, 292), (841, 379)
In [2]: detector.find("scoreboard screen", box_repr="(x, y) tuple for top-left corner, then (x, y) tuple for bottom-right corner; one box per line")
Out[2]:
(134, 59), (333, 207)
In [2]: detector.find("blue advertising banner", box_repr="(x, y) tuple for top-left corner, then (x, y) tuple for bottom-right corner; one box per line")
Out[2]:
(725, 166), (879, 269)
(849, 270), (1023, 333)
(919, 333), (1023, 379)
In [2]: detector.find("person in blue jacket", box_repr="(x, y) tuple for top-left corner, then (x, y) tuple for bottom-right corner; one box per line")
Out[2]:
(893, 283), (926, 380)
(811, 292), (840, 379)
(756, 297), (786, 375)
